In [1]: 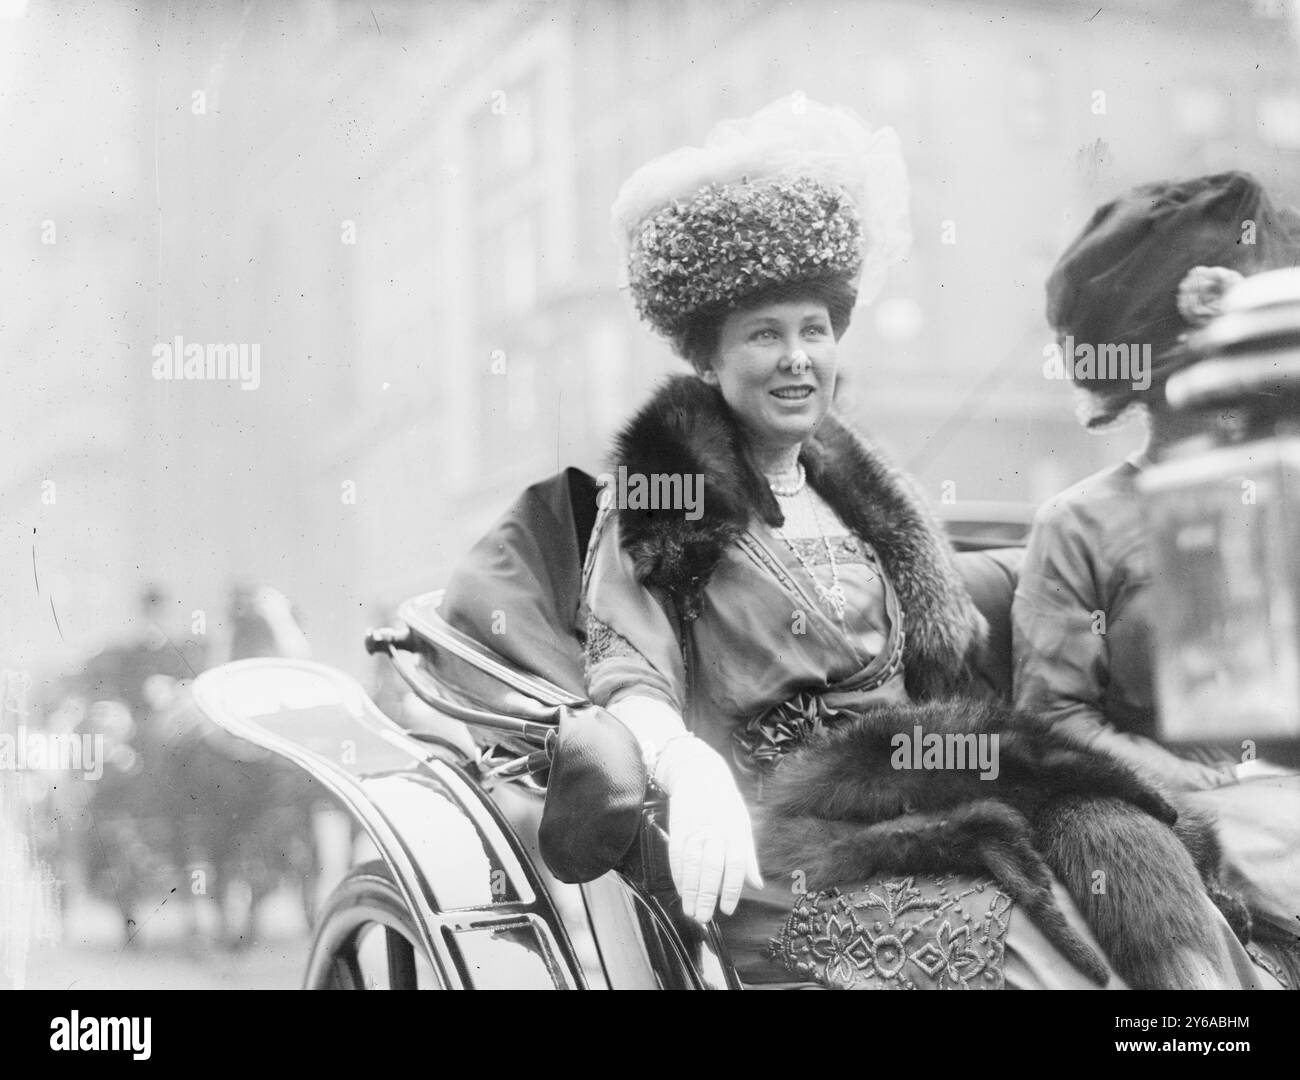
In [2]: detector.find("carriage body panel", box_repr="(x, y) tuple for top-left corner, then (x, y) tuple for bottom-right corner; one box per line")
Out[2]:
(192, 659), (601, 988)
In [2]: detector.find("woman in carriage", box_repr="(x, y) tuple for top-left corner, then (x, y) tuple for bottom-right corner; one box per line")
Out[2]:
(574, 96), (1281, 990)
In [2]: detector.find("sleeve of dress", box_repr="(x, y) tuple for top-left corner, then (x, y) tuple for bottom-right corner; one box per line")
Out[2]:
(581, 504), (688, 714)
(1011, 501), (1230, 791)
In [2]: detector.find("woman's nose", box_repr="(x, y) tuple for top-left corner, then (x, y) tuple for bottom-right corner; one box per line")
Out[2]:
(783, 346), (811, 376)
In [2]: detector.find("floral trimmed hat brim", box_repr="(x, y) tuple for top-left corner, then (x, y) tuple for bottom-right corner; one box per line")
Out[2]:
(611, 95), (912, 342)
(627, 175), (863, 339)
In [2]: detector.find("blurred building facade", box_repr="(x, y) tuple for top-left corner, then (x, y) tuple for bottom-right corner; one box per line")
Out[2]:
(4, 0), (1299, 679)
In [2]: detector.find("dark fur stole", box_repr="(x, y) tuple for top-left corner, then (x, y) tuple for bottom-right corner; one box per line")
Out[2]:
(755, 697), (1252, 990)
(610, 375), (986, 700)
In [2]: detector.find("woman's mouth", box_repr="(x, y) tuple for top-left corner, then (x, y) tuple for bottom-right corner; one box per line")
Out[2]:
(770, 386), (814, 401)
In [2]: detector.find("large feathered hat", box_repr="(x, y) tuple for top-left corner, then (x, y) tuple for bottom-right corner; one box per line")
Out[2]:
(611, 95), (911, 343)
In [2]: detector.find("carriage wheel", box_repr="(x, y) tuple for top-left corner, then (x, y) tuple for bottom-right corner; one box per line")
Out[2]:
(304, 861), (444, 989)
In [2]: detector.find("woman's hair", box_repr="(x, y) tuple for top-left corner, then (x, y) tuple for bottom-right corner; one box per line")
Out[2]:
(672, 274), (857, 374)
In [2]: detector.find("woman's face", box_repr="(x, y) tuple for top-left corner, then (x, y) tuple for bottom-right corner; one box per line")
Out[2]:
(705, 299), (838, 452)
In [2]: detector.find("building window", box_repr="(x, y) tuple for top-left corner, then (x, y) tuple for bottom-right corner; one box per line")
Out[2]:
(1258, 92), (1300, 150)
(1175, 85), (1232, 140)
(501, 213), (538, 316)
(586, 319), (628, 424)
(506, 351), (538, 430)
(471, 75), (540, 189)
(500, 85), (535, 173)
(1011, 60), (1051, 141)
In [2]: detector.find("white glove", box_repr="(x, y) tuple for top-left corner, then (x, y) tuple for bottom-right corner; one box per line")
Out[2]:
(653, 734), (764, 924)
(607, 695), (763, 923)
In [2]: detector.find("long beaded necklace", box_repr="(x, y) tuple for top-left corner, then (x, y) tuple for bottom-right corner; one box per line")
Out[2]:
(767, 463), (849, 624)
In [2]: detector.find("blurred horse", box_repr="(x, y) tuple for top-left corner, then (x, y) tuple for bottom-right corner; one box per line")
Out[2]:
(67, 585), (325, 950)
(163, 585), (323, 949)
(70, 611), (209, 946)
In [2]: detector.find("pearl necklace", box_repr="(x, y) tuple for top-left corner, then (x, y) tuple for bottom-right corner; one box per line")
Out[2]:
(768, 477), (849, 624)
(766, 461), (806, 497)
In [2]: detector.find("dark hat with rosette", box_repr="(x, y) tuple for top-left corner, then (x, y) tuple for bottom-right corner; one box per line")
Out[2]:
(1046, 171), (1300, 427)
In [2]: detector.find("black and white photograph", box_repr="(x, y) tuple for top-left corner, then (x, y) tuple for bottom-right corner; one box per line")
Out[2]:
(3, 0), (1300, 1024)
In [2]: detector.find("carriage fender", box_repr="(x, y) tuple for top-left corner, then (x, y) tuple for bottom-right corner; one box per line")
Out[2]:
(193, 658), (585, 987)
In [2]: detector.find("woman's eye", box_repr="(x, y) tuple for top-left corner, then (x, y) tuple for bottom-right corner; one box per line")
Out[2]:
(752, 328), (778, 343)
(803, 324), (829, 337)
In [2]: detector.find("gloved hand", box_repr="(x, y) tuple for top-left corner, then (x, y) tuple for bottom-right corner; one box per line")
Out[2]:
(652, 734), (764, 924)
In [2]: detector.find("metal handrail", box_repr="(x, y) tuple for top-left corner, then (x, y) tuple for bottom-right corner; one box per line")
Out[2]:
(368, 627), (556, 750)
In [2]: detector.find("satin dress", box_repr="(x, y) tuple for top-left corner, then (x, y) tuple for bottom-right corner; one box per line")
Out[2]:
(1013, 452), (1300, 983)
(582, 490), (1279, 989)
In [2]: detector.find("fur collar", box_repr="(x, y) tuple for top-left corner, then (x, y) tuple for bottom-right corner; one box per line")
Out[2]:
(610, 375), (987, 700)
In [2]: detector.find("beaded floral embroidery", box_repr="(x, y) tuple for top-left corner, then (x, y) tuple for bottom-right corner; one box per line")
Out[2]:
(768, 876), (1012, 990)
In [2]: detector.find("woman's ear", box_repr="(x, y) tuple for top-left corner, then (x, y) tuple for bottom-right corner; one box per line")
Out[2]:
(698, 364), (719, 385)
